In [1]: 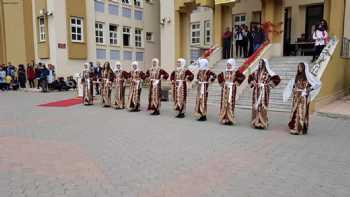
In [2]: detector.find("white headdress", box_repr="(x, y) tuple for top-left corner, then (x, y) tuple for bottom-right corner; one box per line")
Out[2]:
(131, 61), (139, 71)
(198, 58), (209, 70)
(177, 58), (186, 70)
(152, 58), (160, 68)
(259, 58), (276, 76)
(283, 62), (322, 102)
(113, 61), (121, 72)
(226, 58), (238, 71)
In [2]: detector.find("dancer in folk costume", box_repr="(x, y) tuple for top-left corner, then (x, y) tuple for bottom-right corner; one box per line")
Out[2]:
(113, 62), (129, 109)
(193, 58), (217, 121)
(217, 59), (246, 125)
(100, 62), (115, 107)
(248, 59), (281, 129)
(127, 61), (146, 112)
(170, 58), (194, 118)
(145, 58), (169, 115)
(283, 62), (321, 135)
(81, 63), (94, 105)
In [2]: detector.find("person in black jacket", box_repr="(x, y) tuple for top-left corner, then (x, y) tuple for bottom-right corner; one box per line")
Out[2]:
(17, 64), (26, 88)
(94, 62), (102, 95)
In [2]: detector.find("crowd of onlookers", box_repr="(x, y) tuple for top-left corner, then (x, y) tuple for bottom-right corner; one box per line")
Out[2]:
(0, 61), (74, 92)
(222, 24), (266, 59)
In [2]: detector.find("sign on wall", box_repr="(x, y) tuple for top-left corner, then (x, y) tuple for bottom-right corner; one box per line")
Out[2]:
(58, 43), (66, 49)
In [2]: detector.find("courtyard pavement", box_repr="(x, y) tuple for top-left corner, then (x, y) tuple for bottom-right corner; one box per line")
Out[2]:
(0, 90), (350, 197)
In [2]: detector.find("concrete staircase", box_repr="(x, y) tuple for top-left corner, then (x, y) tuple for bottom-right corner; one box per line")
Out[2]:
(186, 58), (246, 105)
(235, 56), (312, 112)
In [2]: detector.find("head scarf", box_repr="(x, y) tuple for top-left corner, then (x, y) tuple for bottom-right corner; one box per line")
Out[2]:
(177, 58), (186, 70)
(132, 61), (139, 71)
(226, 58), (238, 71)
(198, 58), (209, 70)
(258, 58), (276, 77)
(113, 61), (121, 72)
(283, 62), (322, 102)
(152, 58), (160, 68)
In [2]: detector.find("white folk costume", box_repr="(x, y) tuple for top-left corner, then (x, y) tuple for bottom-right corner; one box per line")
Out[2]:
(170, 58), (194, 118)
(217, 59), (246, 125)
(81, 63), (94, 105)
(146, 58), (169, 115)
(101, 62), (115, 107)
(127, 61), (146, 112)
(193, 59), (217, 121)
(248, 59), (281, 129)
(113, 62), (129, 109)
(283, 62), (321, 135)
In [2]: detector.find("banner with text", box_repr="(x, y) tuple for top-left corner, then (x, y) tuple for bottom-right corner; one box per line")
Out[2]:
(215, 0), (236, 4)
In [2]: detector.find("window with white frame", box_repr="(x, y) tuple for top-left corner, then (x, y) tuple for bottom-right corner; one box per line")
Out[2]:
(70, 17), (84, 43)
(123, 26), (131, 47)
(95, 22), (105, 44)
(135, 28), (143, 48)
(233, 14), (246, 27)
(204, 20), (211, 45)
(122, 0), (131, 5)
(191, 23), (200, 44)
(134, 0), (142, 8)
(109, 24), (118, 45)
(38, 17), (46, 42)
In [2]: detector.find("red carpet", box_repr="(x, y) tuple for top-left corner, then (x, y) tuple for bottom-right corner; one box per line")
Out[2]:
(38, 97), (82, 107)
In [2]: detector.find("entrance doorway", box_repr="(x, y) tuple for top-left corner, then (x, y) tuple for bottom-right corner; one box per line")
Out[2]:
(305, 4), (324, 40)
(283, 7), (292, 56)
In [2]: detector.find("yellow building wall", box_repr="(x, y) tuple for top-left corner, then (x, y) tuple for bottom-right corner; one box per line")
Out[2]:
(3, 0), (27, 65)
(316, 0), (350, 106)
(0, 0), (6, 64)
(34, 0), (50, 59)
(66, 0), (87, 60)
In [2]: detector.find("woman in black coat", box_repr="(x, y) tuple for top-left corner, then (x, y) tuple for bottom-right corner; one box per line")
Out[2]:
(17, 64), (26, 88)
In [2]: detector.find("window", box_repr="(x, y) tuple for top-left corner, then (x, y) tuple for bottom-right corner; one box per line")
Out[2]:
(191, 23), (200, 44)
(134, 0), (142, 8)
(95, 0), (105, 13)
(122, 7), (132, 18)
(204, 20), (211, 45)
(134, 10), (143, 20)
(135, 28), (143, 48)
(38, 17), (46, 42)
(123, 26), (131, 47)
(109, 24), (118, 45)
(71, 17), (84, 43)
(135, 52), (144, 61)
(110, 50), (120, 60)
(146, 32), (154, 42)
(95, 22), (105, 44)
(123, 51), (133, 60)
(108, 4), (119, 16)
(233, 14), (246, 27)
(96, 49), (107, 59)
(122, 0), (131, 5)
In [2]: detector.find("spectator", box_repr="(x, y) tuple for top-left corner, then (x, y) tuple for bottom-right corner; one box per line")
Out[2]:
(6, 62), (15, 79)
(35, 63), (41, 89)
(17, 64), (26, 88)
(38, 64), (49, 92)
(27, 63), (35, 88)
(248, 26), (255, 56)
(222, 27), (233, 59)
(320, 19), (328, 31)
(253, 25), (265, 51)
(47, 64), (56, 90)
(234, 26), (244, 58)
(94, 61), (102, 95)
(242, 25), (249, 58)
(4, 72), (12, 90)
(312, 23), (328, 62)
(0, 65), (6, 90)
